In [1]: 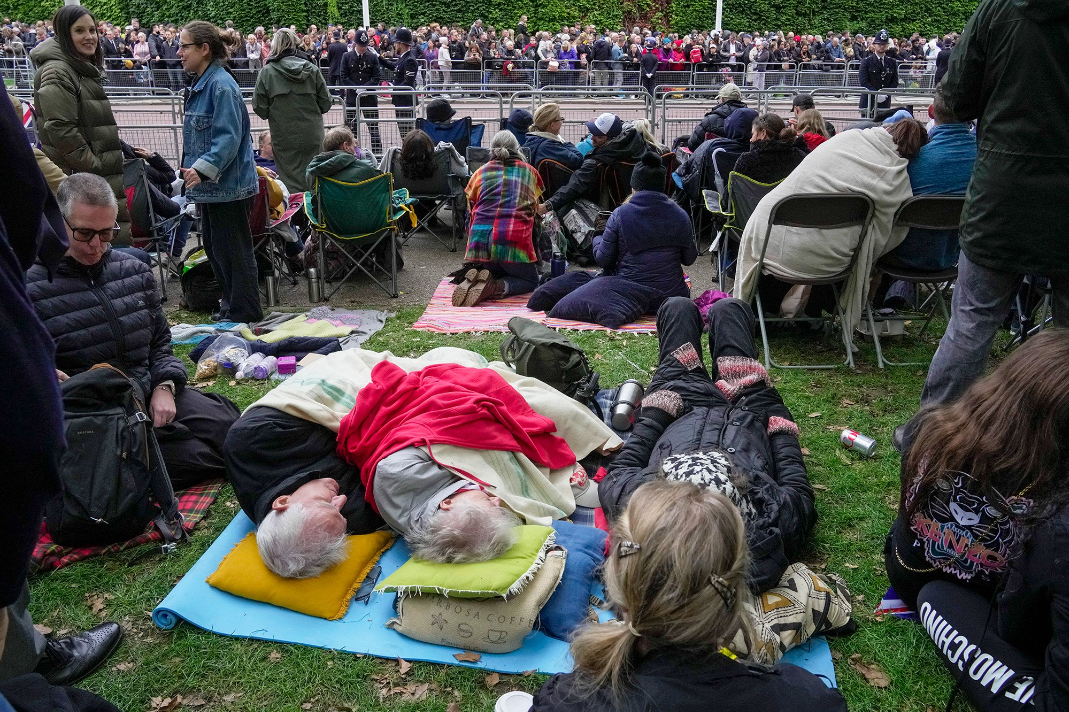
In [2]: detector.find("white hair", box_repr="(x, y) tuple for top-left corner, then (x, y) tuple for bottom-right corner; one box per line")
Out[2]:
(489, 129), (521, 162)
(256, 503), (349, 578)
(57, 173), (117, 219)
(269, 27), (301, 57)
(406, 499), (520, 563)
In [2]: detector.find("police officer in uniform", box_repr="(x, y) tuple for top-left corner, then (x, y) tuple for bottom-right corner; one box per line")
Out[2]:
(380, 27), (418, 138)
(342, 30), (382, 154)
(858, 29), (899, 117)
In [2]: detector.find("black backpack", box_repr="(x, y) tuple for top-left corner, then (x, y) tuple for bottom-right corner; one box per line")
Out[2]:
(45, 365), (188, 549)
(500, 317), (600, 413)
(179, 259), (222, 313)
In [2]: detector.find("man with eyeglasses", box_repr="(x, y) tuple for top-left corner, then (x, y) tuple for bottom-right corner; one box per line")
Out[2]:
(25, 173), (239, 495)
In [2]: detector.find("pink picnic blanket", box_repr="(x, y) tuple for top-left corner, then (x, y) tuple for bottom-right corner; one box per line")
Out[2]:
(412, 278), (660, 334)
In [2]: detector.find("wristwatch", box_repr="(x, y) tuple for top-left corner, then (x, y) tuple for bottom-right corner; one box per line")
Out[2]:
(154, 380), (176, 396)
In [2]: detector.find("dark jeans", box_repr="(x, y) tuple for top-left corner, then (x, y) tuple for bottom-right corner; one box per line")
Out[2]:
(498, 261), (539, 296)
(647, 296), (757, 405)
(395, 106), (415, 139)
(917, 580), (1042, 711)
(347, 92), (381, 154)
(155, 388), (240, 490)
(200, 197), (263, 323)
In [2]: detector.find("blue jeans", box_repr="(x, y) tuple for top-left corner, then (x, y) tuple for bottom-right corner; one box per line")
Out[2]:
(498, 261), (539, 297)
(921, 252), (1069, 407)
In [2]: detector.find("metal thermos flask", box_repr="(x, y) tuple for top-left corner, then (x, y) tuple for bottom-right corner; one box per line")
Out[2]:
(611, 380), (646, 431)
(264, 274), (277, 307)
(307, 267), (322, 303)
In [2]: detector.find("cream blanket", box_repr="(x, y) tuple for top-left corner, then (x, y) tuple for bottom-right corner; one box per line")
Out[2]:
(247, 347), (623, 524)
(733, 128), (913, 336)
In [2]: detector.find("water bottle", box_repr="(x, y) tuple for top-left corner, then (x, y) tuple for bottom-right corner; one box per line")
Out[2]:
(253, 356), (278, 380)
(551, 252), (567, 278)
(264, 274), (278, 307)
(307, 267), (322, 303)
(236, 352), (266, 380)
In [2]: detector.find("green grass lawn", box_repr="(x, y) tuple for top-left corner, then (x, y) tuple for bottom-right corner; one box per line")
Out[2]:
(28, 306), (990, 711)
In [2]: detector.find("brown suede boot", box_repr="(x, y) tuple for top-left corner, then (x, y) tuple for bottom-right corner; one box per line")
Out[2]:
(451, 268), (479, 307)
(464, 276), (506, 306)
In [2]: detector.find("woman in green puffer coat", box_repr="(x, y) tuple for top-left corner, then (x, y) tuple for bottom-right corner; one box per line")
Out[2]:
(252, 28), (332, 193)
(30, 5), (131, 244)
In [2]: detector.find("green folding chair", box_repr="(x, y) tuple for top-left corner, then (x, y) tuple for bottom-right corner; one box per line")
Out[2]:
(304, 172), (411, 299)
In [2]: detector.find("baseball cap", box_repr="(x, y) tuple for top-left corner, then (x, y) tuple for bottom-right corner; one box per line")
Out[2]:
(585, 112), (623, 138)
(355, 29), (369, 45)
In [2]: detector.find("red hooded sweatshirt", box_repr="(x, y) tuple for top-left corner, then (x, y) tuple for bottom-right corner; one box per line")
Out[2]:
(336, 361), (576, 511)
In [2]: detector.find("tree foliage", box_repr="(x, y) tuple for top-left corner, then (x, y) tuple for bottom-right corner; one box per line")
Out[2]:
(6, 0), (978, 38)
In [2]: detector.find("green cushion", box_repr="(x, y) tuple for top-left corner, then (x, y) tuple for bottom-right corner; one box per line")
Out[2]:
(376, 525), (555, 599)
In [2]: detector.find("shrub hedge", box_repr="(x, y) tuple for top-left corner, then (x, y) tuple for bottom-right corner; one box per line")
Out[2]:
(5, 0), (979, 39)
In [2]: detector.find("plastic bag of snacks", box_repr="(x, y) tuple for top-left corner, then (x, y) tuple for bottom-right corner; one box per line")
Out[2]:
(195, 335), (250, 381)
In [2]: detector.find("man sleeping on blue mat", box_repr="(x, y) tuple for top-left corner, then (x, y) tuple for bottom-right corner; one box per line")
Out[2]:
(225, 348), (622, 579)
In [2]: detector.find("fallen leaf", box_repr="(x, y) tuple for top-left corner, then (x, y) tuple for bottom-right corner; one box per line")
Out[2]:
(848, 653), (891, 688)
(33, 624), (52, 635)
(397, 657), (412, 676)
(228, 379), (237, 386)
(185, 697), (207, 708)
(824, 425), (849, 431)
(485, 673), (500, 688)
(522, 669), (536, 677)
(843, 563), (859, 569)
(222, 693), (244, 702)
(836, 449), (854, 465)
(149, 695), (182, 712)
(301, 704), (312, 710)
(812, 483), (829, 491)
(808, 412), (822, 418)
(446, 704), (462, 712)
(800, 447), (811, 456)
(112, 661), (136, 672)
(854, 594), (866, 602)
(85, 593), (107, 615)
(840, 399), (857, 407)
(326, 660), (334, 667)
(454, 651), (482, 663)
(268, 650), (282, 662)
(594, 353), (603, 360)
(831, 650), (842, 661)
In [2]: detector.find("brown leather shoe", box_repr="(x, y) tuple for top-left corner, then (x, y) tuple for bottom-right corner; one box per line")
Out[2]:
(464, 276), (506, 306)
(451, 268), (479, 307)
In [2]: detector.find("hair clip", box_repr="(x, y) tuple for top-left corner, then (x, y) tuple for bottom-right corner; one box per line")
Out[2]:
(710, 573), (736, 609)
(617, 539), (642, 557)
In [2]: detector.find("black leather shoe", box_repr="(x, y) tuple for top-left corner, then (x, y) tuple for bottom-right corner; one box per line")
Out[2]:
(35, 622), (123, 686)
(892, 423), (908, 454)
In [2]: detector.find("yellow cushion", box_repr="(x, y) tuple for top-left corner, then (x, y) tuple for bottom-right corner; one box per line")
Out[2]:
(206, 530), (395, 620)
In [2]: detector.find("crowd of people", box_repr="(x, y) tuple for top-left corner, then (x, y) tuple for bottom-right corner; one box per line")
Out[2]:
(2, 0), (1068, 711)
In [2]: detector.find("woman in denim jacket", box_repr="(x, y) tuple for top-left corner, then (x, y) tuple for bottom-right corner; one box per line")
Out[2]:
(177, 21), (261, 323)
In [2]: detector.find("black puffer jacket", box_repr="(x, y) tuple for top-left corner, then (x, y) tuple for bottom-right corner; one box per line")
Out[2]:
(25, 250), (186, 398)
(599, 382), (815, 593)
(687, 99), (748, 151)
(543, 127), (649, 213)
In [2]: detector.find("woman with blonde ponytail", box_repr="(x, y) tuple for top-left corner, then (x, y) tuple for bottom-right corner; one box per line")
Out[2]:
(529, 480), (846, 712)
(451, 130), (544, 307)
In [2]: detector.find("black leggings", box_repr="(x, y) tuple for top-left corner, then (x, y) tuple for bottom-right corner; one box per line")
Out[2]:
(917, 580), (1042, 711)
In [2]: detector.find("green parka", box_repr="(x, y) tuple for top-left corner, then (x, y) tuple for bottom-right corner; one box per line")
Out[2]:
(943, 0), (1069, 276)
(252, 53), (331, 193)
(30, 38), (131, 245)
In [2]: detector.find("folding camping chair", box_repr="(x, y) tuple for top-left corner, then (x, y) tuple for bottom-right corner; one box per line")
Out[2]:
(388, 149), (467, 251)
(465, 146), (491, 176)
(706, 172), (784, 291)
(537, 159), (575, 201)
(415, 116), (485, 157)
(251, 177), (304, 305)
(303, 172), (408, 299)
(684, 147), (744, 255)
(866, 195), (965, 368)
(602, 152), (677, 208)
(123, 158), (184, 300)
(750, 193), (875, 370)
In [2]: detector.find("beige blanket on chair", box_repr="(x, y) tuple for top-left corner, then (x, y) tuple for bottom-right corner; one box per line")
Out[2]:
(732, 127), (913, 335)
(248, 347), (623, 523)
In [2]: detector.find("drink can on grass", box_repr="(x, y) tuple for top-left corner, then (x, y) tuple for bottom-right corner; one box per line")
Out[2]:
(841, 429), (877, 458)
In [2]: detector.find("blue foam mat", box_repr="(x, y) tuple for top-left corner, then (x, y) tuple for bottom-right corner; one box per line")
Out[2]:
(153, 512), (836, 683)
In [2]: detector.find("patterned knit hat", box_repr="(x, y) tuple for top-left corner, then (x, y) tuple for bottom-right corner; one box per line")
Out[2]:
(660, 452), (755, 521)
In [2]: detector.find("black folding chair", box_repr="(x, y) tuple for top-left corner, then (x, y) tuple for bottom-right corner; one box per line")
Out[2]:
(388, 149), (467, 252)
(867, 195), (966, 368)
(751, 193), (875, 369)
(707, 172), (783, 291)
(123, 158), (183, 301)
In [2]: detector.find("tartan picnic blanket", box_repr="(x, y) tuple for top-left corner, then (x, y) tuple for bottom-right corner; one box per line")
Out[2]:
(30, 479), (225, 575)
(412, 278), (660, 334)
